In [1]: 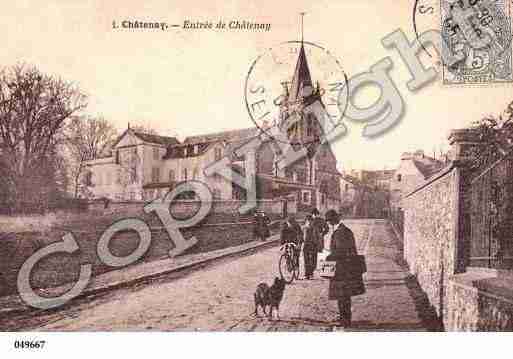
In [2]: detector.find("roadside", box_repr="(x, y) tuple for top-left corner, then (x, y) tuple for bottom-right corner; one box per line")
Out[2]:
(0, 212), (283, 298)
(1, 219), (439, 332)
(0, 229), (283, 318)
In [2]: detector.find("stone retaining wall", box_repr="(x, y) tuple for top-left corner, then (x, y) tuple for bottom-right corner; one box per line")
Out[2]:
(403, 168), (458, 323)
(87, 199), (294, 224)
(447, 270), (513, 331)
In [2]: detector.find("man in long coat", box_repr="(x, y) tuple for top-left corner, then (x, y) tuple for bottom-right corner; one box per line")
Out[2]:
(325, 209), (366, 328)
(311, 208), (329, 263)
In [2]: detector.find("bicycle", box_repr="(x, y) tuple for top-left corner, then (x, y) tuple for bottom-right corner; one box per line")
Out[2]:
(279, 242), (300, 284)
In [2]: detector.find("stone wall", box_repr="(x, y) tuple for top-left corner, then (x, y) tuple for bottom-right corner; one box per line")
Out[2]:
(403, 167), (458, 322)
(87, 199), (292, 225)
(447, 270), (513, 331)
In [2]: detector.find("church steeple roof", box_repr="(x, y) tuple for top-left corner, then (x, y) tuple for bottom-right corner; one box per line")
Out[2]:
(289, 43), (313, 102)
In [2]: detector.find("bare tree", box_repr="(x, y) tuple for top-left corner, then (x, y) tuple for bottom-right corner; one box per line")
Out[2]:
(116, 147), (141, 200)
(0, 64), (87, 212)
(64, 115), (117, 198)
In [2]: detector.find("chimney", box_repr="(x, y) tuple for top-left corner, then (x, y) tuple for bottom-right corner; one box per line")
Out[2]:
(448, 128), (480, 162)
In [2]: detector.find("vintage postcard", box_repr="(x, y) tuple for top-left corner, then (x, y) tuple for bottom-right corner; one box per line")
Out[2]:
(2, 1), (513, 351)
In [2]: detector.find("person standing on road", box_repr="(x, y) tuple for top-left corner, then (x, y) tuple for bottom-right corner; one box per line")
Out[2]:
(254, 210), (271, 241)
(325, 209), (366, 328)
(311, 208), (329, 269)
(281, 216), (302, 270)
(303, 214), (319, 280)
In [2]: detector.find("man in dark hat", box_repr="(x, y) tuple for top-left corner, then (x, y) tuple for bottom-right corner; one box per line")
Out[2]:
(325, 209), (365, 328)
(311, 208), (329, 271)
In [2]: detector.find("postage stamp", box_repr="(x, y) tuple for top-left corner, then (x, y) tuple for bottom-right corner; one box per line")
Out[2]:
(440, 0), (513, 84)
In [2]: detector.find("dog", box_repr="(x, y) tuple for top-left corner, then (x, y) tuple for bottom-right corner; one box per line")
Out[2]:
(253, 277), (286, 319)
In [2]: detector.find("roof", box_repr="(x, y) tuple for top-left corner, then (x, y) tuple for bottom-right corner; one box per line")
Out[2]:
(184, 127), (259, 144)
(413, 157), (444, 179)
(360, 169), (395, 181)
(163, 141), (214, 159)
(289, 43), (313, 102)
(133, 131), (179, 146)
(112, 128), (180, 148)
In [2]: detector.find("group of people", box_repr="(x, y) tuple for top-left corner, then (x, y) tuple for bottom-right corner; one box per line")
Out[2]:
(275, 208), (366, 328)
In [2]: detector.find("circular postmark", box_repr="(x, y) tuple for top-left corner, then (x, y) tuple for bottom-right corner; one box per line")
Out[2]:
(413, 0), (513, 84)
(244, 40), (349, 145)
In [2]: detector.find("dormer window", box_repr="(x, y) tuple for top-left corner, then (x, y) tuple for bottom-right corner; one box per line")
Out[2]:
(184, 147), (188, 157)
(397, 174), (402, 182)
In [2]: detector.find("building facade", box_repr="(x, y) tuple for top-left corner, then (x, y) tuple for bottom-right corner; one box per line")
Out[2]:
(85, 42), (342, 213)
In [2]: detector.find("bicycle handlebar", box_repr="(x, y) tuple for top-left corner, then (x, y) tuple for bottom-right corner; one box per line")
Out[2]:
(280, 242), (299, 251)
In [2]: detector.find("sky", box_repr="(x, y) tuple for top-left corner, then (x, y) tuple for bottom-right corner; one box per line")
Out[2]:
(1, 0), (512, 171)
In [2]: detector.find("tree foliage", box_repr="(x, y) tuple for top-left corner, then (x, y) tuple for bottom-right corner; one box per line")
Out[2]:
(470, 101), (513, 170)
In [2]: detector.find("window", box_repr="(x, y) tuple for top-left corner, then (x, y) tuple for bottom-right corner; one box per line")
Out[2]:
(397, 174), (402, 182)
(130, 166), (137, 184)
(183, 168), (188, 181)
(152, 167), (160, 183)
(169, 169), (175, 182)
(193, 167), (199, 180)
(345, 183), (349, 191)
(194, 145), (198, 155)
(153, 147), (160, 160)
(292, 172), (297, 182)
(214, 147), (222, 161)
(302, 190), (311, 204)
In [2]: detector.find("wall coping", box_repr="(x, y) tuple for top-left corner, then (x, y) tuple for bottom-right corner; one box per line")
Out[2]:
(451, 267), (513, 306)
(89, 199), (288, 205)
(403, 163), (456, 199)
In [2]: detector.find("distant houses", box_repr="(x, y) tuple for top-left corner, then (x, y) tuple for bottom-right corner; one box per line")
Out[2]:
(390, 150), (445, 213)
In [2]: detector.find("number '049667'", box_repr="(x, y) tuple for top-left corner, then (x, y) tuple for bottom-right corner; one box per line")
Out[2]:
(14, 340), (46, 349)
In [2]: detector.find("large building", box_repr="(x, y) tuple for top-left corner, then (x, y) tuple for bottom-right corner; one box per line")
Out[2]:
(85, 42), (342, 213)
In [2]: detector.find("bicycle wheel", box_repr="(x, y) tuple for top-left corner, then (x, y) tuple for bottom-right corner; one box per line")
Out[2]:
(293, 254), (300, 280)
(279, 254), (295, 284)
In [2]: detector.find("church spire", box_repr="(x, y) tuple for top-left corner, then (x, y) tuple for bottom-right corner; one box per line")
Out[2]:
(288, 13), (313, 103)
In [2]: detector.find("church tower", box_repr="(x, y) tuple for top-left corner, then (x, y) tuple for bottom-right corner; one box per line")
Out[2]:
(278, 40), (326, 150)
